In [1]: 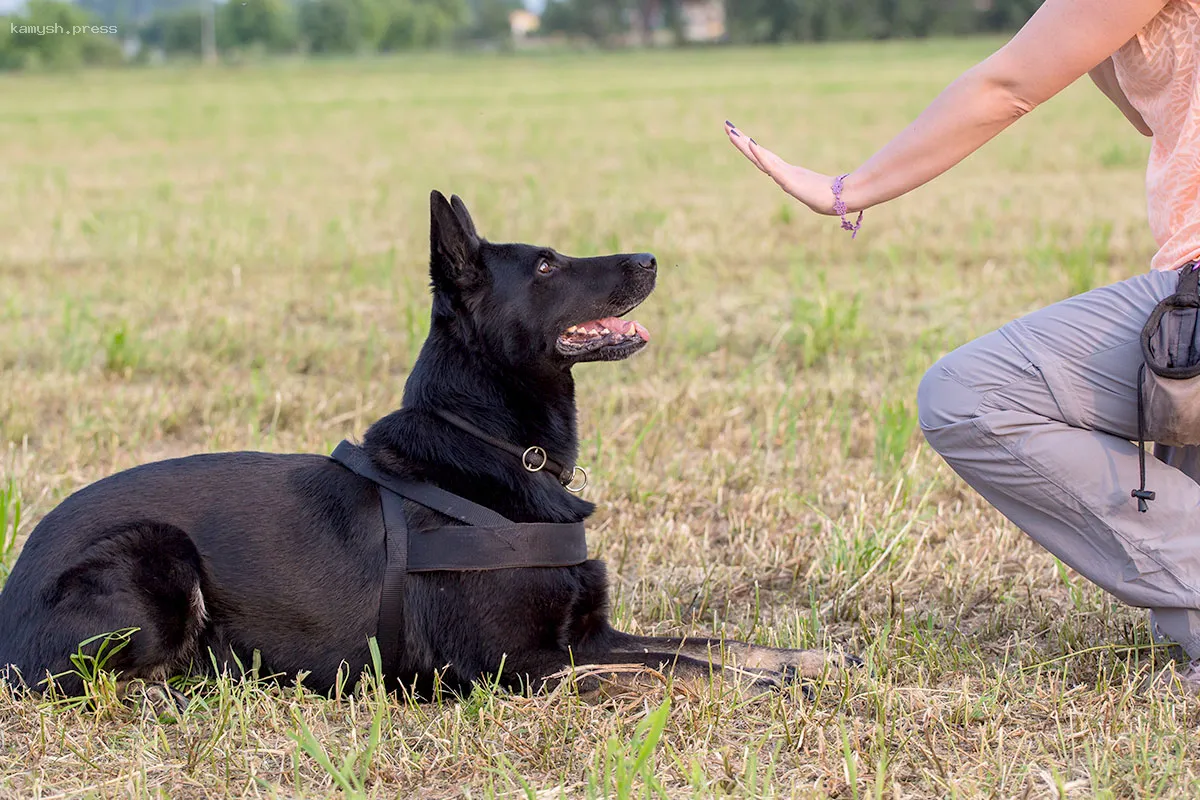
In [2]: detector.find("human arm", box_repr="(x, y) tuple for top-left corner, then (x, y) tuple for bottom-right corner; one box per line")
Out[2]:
(726, 0), (1168, 216)
(1088, 55), (1153, 137)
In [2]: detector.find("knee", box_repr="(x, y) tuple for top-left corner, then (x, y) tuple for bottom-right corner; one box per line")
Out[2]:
(917, 352), (983, 440)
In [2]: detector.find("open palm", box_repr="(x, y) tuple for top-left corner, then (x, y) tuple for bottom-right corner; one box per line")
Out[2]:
(724, 121), (838, 216)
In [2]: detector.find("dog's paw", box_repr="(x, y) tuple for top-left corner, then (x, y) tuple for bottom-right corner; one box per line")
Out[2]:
(841, 652), (866, 670)
(737, 646), (863, 679)
(144, 683), (189, 723)
(123, 680), (189, 723)
(775, 666), (817, 702)
(742, 671), (783, 696)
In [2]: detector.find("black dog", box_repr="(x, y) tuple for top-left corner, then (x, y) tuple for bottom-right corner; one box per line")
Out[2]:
(0, 191), (860, 707)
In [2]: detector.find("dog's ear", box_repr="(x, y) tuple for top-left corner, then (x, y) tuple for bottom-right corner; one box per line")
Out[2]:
(449, 194), (479, 241)
(429, 190), (481, 292)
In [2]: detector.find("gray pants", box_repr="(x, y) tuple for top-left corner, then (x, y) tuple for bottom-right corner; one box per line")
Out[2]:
(918, 266), (1200, 659)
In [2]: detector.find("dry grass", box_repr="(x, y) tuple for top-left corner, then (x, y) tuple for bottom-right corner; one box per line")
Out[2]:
(2, 38), (1198, 798)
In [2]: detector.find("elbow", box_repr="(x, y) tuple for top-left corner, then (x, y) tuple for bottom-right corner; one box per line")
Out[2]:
(1007, 92), (1039, 120)
(988, 74), (1040, 122)
(966, 60), (1042, 124)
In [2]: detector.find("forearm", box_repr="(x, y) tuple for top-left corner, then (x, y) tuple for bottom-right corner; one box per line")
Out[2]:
(728, 0), (1170, 221)
(831, 0), (1168, 214)
(838, 62), (1034, 213)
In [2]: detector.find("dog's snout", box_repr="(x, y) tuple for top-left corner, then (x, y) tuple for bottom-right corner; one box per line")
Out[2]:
(631, 253), (657, 274)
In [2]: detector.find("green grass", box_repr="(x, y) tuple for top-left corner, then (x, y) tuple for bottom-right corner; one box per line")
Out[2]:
(0, 38), (1191, 797)
(0, 479), (20, 582)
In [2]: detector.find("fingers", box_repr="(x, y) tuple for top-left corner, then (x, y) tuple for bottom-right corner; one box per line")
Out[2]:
(724, 121), (796, 192)
(723, 120), (826, 212)
(725, 120), (768, 174)
(747, 139), (785, 175)
(747, 139), (804, 198)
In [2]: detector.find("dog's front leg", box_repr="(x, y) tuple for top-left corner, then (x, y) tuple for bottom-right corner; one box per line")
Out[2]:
(596, 631), (864, 681)
(494, 649), (783, 699)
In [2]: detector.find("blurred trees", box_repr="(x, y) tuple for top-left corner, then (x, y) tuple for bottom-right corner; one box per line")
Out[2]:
(0, 0), (1040, 71)
(539, 0), (1036, 44)
(0, 0), (471, 66)
(223, 0), (298, 53)
(723, 0), (1037, 43)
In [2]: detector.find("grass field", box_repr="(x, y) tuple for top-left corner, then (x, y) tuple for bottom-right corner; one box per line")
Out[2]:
(1, 38), (1195, 798)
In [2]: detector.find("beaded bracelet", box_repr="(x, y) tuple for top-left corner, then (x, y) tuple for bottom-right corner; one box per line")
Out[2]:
(831, 174), (864, 239)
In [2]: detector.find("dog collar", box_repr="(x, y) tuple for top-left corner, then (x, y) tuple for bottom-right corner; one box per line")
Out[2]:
(431, 409), (588, 493)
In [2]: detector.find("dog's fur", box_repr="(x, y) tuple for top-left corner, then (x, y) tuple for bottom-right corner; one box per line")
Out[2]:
(0, 191), (860, 705)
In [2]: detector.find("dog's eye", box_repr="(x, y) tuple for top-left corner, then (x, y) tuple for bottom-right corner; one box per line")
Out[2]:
(537, 260), (556, 275)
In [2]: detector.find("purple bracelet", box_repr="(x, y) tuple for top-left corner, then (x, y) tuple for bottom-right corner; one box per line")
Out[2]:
(831, 173), (864, 239)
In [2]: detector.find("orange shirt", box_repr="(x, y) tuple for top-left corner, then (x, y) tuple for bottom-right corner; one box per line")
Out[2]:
(1113, 1), (1200, 271)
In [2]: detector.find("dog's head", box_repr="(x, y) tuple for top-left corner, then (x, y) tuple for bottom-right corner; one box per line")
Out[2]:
(425, 190), (657, 369)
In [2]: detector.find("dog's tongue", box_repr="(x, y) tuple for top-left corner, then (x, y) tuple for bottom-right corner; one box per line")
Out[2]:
(596, 316), (651, 341)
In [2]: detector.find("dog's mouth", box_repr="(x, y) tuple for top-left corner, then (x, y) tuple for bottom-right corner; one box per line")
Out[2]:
(555, 316), (651, 360)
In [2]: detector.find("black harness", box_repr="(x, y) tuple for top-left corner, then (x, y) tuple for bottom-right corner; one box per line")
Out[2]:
(328, 439), (589, 679)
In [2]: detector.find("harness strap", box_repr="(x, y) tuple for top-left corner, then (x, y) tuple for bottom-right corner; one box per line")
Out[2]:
(376, 483), (409, 674)
(332, 440), (510, 527)
(330, 441), (414, 678)
(327, 439), (589, 678)
(408, 523), (589, 571)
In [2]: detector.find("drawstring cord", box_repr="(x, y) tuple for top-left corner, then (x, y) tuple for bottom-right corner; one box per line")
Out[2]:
(1133, 362), (1156, 513)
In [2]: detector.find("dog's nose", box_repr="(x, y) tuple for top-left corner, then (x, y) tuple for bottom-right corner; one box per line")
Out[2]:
(631, 253), (657, 274)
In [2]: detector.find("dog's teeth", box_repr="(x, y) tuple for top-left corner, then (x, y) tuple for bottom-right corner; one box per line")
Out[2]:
(566, 326), (578, 334)
(599, 326), (610, 335)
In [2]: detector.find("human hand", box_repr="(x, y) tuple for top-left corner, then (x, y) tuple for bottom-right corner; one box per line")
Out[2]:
(724, 121), (840, 217)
